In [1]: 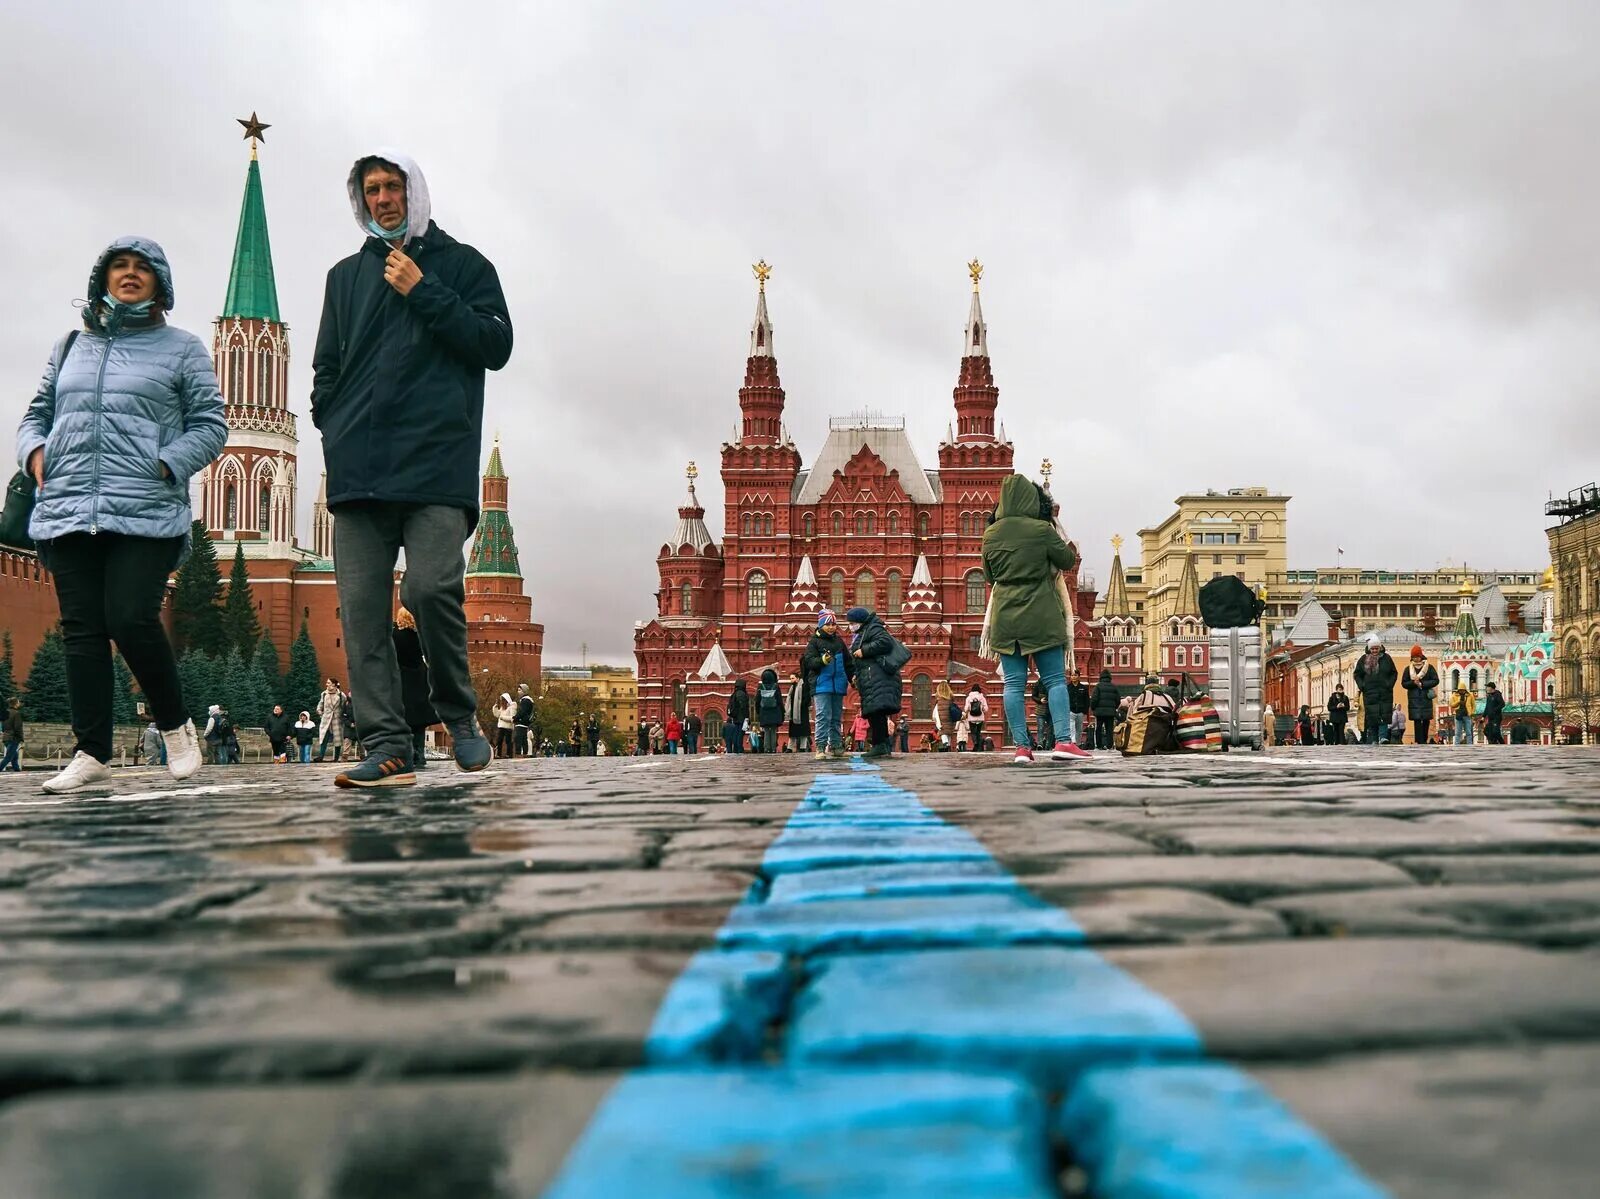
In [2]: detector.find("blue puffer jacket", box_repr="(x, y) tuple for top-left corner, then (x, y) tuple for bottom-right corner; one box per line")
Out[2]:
(16, 237), (227, 553)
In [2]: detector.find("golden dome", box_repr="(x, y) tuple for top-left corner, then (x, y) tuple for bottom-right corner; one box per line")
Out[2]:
(1542, 565), (1555, 588)
(1457, 576), (1478, 597)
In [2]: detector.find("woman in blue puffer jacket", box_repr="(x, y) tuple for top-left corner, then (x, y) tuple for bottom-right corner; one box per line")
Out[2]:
(16, 237), (228, 793)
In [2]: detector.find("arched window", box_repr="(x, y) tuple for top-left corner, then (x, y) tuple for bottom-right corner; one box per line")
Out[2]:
(912, 674), (932, 719)
(1451, 668), (1461, 691)
(224, 482), (237, 530)
(1468, 668), (1478, 689)
(747, 571), (768, 614)
(680, 583), (693, 615)
(1119, 647), (1131, 667)
(740, 512), (751, 536)
(831, 512), (843, 535)
(673, 682), (688, 717)
(865, 512), (876, 534)
(763, 513), (774, 536)
(257, 485), (271, 535)
(1175, 645), (1187, 667)
(704, 710), (724, 747)
(918, 512), (931, 537)
(887, 511), (899, 534)
(1193, 646), (1205, 669)
(257, 354), (271, 406)
(965, 570), (986, 613)
(855, 570), (875, 610)
(854, 512), (866, 535)
(830, 570), (846, 612)
(229, 350), (245, 404)
(802, 513), (814, 537)
(886, 569), (902, 614)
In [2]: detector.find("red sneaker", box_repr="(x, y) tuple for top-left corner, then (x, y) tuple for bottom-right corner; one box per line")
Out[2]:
(1052, 741), (1093, 761)
(1011, 747), (1035, 765)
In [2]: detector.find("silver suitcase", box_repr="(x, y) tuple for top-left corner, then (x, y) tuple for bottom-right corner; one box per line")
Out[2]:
(1208, 627), (1264, 750)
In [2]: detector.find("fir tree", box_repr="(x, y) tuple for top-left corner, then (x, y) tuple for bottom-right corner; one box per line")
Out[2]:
(111, 654), (135, 725)
(253, 633), (283, 706)
(172, 520), (227, 656)
(0, 630), (15, 710)
(21, 628), (71, 722)
(222, 543), (261, 660)
(179, 650), (222, 724)
(284, 621), (322, 720)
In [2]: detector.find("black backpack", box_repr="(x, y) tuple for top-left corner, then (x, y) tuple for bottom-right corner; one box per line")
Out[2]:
(1198, 576), (1265, 629)
(968, 696), (984, 718)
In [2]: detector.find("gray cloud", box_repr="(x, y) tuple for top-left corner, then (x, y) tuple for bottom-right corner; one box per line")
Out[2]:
(4, 1), (1597, 665)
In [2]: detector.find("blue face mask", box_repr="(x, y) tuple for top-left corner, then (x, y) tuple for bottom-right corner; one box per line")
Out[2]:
(366, 216), (408, 241)
(102, 291), (155, 315)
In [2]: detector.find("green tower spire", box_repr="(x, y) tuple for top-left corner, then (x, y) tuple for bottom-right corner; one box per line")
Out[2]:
(468, 438), (522, 576)
(222, 156), (281, 323)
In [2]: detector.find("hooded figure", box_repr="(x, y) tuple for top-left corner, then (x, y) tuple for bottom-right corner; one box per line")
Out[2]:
(754, 667), (785, 751)
(726, 679), (750, 752)
(19, 237), (227, 553)
(311, 150), (513, 519)
(846, 606), (904, 759)
(980, 474), (1078, 659)
(1352, 634), (1397, 744)
(1089, 667), (1121, 750)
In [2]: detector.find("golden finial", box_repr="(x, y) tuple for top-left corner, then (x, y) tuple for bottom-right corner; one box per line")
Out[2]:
(686, 461), (698, 482)
(1185, 531), (1195, 548)
(752, 260), (772, 291)
(1040, 458), (1053, 489)
(1112, 534), (1124, 554)
(967, 259), (983, 291)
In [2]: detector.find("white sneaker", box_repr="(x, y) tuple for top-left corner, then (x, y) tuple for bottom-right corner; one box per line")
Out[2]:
(42, 751), (113, 794)
(162, 719), (202, 781)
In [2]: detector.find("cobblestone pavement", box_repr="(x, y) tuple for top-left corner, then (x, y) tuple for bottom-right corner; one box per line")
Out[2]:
(0, 747), (1598, 1197)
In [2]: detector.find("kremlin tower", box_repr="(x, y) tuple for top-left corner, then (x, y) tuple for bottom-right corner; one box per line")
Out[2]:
(465, 439), (545, 685)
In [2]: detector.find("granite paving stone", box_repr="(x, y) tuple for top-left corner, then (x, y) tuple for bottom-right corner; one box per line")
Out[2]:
(2, 751), (1599, 1195)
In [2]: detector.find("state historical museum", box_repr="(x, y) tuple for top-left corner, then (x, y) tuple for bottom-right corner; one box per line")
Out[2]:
(634, 263), (1101, 746)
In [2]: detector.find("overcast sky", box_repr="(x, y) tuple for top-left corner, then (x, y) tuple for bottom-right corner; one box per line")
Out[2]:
(4, 2), (1597, 664)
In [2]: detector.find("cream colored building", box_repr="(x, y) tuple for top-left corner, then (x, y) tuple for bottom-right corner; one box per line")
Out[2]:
(543, 664), (639, 739)
(1547, 484), (1600, 742)
(1265, 567), (1540, 639)
(1135, 487), (1289, 665)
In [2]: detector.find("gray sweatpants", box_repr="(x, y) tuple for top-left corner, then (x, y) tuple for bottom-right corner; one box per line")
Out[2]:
(333, 502), (478, 760)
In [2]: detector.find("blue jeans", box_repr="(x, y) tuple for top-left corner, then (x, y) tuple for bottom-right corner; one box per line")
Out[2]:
(298, 743), (312, 762)
(0, 741), (18, 771)
(1000, 648), (1072, 751)
(1454, 716), (1473, 745)
(683, 733), (698, 755)
(813, 691), (844, 751)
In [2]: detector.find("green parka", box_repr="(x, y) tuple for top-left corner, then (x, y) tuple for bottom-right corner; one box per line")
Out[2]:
(980, 475), (1078, 658)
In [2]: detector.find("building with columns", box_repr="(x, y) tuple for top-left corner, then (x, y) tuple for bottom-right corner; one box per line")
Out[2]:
(633, 263), (1101, 746)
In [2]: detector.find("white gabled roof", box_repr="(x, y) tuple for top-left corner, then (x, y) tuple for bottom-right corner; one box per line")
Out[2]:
(794, 423), (940, 506)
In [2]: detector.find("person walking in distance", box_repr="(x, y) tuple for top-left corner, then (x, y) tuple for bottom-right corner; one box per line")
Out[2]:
(1484, 681), (1505, 744)
(1353, 634), (1397, 745)
(315, 679), (345, 762)
(293, 711), (317, 763)
(1, 698), (22, 772)
(725, 679), (750, 754)
(933, 681), (958, 750)
(1451, 684), (1476, 745)
(682, 710), (701, 755)
(755, 668), (785, 754)
(1066, 670), (1090, 747)
(665, 711), (682, 754)
(963, 684), (990, 752)
(264, 704), (293, 765)
(785, 671), (812, 754)
(1399, 646), (1438, 747)
(980, 474), (1089, 764)
(1326, 684), (1351, 746)
(311, 150), (510, 788)
(1089, 668), (1119, 751)
(491, 693), (515, 759)
(15, 237), (224, 793)
(846, 606), (906, 761)
(586, 712), (601, 757)
(803, 609), (853, 760)
(513, 683), (534, 757)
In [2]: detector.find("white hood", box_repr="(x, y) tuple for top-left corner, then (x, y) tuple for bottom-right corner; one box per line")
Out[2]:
(346, 148), (432, 248)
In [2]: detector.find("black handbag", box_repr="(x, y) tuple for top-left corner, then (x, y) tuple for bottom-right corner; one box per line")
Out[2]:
(1, 331), (80, 551)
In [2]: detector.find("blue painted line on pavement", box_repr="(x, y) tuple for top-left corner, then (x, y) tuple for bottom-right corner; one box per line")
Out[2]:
(544, 763), (1390, 1198)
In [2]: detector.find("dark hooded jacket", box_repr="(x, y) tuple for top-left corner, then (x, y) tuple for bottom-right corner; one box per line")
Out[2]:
(1400, 659), (1440, 721)
(755, 668), (785, 727)
(311, 151), (512, 520)
(1353, 646), (1398, 712)
(727, 679), (750, 724)
(802, 628), (854, 695)
(847, 608), (903, 717)
(1089, 669), (1120, 719)
(1327, 689), (1351, 723)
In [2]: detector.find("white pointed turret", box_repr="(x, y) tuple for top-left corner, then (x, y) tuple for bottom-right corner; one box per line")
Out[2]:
(670, 462), (715, 554)
(311, 470), (333, 558)
(696, 641), (734, 680)
(905, 552), (943, 620)
(749, 284), (774, 358)
(785, 554), (821, 621)
(964, 287), (988, 358)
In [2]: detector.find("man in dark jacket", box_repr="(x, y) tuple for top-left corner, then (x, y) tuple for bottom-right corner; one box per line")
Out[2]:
(1067, 671), (1090, 746)
(1353, 634), (1398, 744)
(1326, 684), (1351, 746)
(726, 679), (750, 753)
(755, 668), (785, 753)
(1483, 681), (1505, 744)
(682, 711), (702, 755)
(1089, 668), (1120, 750)
(312, 150), (509, 788)
(846, 606), (905, 759)
(263, 704), (293, 764)
(513, 684), (535, 757)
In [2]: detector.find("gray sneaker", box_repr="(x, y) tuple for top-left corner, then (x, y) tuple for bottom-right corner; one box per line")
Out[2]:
(448, 719), (492, 772)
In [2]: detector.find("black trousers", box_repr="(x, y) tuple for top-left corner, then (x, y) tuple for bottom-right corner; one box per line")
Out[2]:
(1329, 719), (1347, 745)
(1485, 720), (1501, 744)
(46, 532), (186, 763)
(868, 712), (890, 746)
(1414, 718), (1432, 745)
(1094, 718), (1114, 749)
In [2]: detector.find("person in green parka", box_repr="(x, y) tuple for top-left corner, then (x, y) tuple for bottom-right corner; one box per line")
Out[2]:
(981, 475), (1092, 764)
